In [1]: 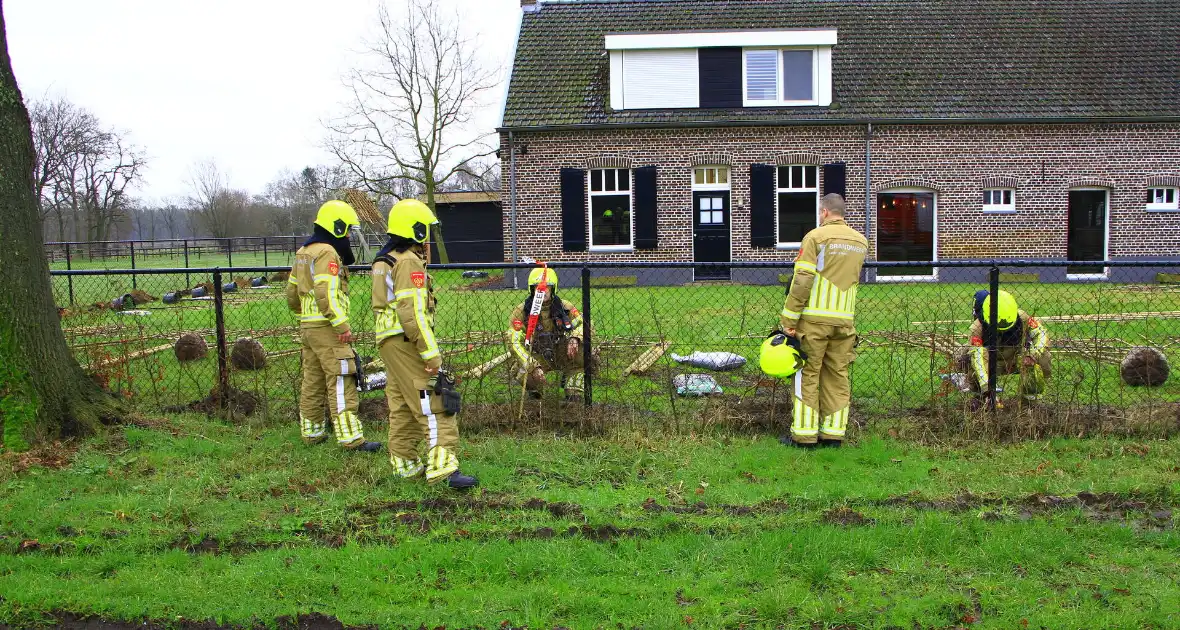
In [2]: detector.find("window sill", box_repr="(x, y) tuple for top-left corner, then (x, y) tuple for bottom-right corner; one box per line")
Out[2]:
(1146, 205), (1180, 212)
(743, 100), (820, 108)
(982, 207), (1017, 214)
(589, 245), (635, 253)
(775, 243), (802, 251)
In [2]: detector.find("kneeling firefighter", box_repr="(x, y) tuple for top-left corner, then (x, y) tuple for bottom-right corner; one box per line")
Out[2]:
(957, 289), (1052, 409)
(371, 199), (476, 489)
(506, 268), (595, 402)
(286, 200), (380, 451)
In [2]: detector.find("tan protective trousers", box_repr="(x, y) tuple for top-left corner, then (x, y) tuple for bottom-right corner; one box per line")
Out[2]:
(792, 320), (856, 443)
(956, 346), (1053, 398)
(512, 337), (594, 397)
(379, 336), (461, 483)
(298, 325), (364, 448)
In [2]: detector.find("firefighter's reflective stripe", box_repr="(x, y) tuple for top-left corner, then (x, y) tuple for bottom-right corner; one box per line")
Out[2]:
(971, 345), (989, 389)
(412, 289), (439, 360)
(299, 293), (329, 322)
(1029, 321), (1049, 356)
(375, 274), (406, 342)
(299, 415), (326, 439)
(795, 260), (817, 274)
(334, 410), (362, 446)
(327, 275), (349, 327)
(803, 276), (856, 319)
(781, 307), (802, 320)
(391, 455), (424, 478)
(425, 445), (459, 483)
(791, 371), (819, 437)
(821, 407), (849, 437)
(508, 329), (533, 368)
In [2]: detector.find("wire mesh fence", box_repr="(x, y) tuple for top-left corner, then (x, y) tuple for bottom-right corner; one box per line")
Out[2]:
(50, 260), (1180, 440)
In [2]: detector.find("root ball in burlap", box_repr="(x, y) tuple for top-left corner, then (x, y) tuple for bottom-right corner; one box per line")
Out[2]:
(1120, 347), (1169, 387)
(231, 337), (267, 370)
(174, 333), (209, 362)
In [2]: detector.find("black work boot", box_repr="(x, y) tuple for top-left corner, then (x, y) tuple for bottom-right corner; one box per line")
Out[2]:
(528, 390), (543, 400)
(445, 471), (479, 490)
(779, 435), (817, 449)
(818, 438), (843, 448)
(352, 441), (383, 453)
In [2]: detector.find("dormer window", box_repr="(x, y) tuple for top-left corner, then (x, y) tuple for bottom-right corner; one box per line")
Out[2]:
(744, 49), (816, 105)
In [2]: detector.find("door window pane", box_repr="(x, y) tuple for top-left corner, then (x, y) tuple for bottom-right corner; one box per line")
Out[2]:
(699, 198), (710, 211)
(700, 211), (712, 224)
(782, 49), (814, 101)
(712, 211), (724, 224)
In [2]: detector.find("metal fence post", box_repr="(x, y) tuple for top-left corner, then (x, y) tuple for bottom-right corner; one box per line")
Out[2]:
(183, 240), (191, 288)
(263, 236), (268, 267)
(65, 243), (74, 306)
(129, 240), (137, 289)
(226, 238), (233, 268)
(213, 268), (230, 405)
(581, 266), (592, 407)
(987, 266), (1000, 411)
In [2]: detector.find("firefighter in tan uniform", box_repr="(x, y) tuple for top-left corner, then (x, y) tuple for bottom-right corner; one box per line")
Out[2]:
(506, 268), (593, 402)
(286, 201), (380, 451)
(779, 194), (868, 447)
(957, 289), (1051, 409)
(372, 199), (476, 489)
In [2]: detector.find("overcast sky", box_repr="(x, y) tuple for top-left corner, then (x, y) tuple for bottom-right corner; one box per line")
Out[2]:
(5, 0), (520, 202)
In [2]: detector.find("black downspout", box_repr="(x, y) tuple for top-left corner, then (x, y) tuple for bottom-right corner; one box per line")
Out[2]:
(864, 122), (873, 246)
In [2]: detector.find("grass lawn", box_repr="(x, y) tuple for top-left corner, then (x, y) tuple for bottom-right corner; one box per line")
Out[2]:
(1, 415), (1177, 628)
(49, 267), (1180, 425)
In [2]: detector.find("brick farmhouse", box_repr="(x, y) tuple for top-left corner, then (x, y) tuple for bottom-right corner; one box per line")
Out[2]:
(497, 0), (1180, 283)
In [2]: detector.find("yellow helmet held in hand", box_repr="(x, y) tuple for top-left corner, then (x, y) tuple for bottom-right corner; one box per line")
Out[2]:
(387, 199), (438, 243)
(760, 332), (806, 378)
(528, 267), (558, 290)
(314, 200), (360, 238)
(983, 290), (1020, 331)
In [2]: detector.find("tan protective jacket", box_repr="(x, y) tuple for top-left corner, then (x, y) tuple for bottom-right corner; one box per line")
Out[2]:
(780, 218), (868, 329)
(371, 248), (441, 368)
(286, 242), (350, 334)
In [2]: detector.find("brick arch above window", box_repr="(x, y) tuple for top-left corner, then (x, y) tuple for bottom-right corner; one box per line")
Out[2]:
(981, 176), (1019, 189)
(1067, 178), (1115, 189)
(689, 152), (733, 167)
(773, 152), (822, 166)
(1146, 175), (1180, 188)
(584, 155), (632, 170)
(876, 178), (944, 193)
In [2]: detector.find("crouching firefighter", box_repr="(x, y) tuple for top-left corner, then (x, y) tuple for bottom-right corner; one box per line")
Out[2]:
(506, 268), (595, 403)
(958, 289), (1051, 409)
(286, 201), (380, 452)
(371, 199), (476, 489)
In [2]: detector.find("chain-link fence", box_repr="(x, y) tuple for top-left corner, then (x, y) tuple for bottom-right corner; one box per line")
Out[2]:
(50, 260), (1180, 440)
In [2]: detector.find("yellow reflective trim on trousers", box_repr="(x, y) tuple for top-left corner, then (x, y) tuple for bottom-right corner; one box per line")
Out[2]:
(821, 407), (849, 435)
(793, 399), (819, 435)
(972, 346), (988, 389)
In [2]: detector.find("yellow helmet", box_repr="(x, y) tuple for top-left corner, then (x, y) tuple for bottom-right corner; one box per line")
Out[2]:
(387, 199), (438, 243)
(528, 267), (557, 289)
(982, 290), (1020, 331)
(314, 200), (360, 238)
(760, 333), (806, 378)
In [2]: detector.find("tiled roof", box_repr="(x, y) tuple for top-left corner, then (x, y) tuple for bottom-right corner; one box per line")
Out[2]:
(502, 0), (1180, 128)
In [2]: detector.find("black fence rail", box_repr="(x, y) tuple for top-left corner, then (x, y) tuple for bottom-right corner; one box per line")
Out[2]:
(50, 260), (1180, 440)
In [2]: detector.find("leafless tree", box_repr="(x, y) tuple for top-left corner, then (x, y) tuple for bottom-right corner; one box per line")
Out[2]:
(186, 159), (237, 239)
(325, 0), (498, 262)
(262, 165), (351, 235)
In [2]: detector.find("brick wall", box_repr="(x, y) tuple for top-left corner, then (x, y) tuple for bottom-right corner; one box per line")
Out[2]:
(499, 123), (1180, 263)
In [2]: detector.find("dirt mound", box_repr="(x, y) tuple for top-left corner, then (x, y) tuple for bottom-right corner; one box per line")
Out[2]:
(1121, 347), (1170, 387)
(269, 270), (290, 283)
(184, 386), (259, 418)
(233, 276), (251, 289)
(358, 397), (388, 423)
(129, 289), (157, 304)
(822, 507), (874, 526)
(230, 337), (266, 370)
(173, 333), (208, 362)
(4, 441), (78, 474)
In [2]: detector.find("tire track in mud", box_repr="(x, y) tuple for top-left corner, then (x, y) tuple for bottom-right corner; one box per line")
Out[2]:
(3, 490), (1173, 558)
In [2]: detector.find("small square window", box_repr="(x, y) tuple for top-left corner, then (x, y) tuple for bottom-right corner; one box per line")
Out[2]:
(1147, 187), (1179, 211)
(590, 170), (603, 192)
(983, 188), (1016, 213)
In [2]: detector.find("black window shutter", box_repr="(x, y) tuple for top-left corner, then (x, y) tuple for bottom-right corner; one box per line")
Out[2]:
(633, 166), (658, 249)
(560, 168), (587, 252)
(698, 47), (743, 108)
(750, 164), (775, 248)
(823, 162), (847, 199)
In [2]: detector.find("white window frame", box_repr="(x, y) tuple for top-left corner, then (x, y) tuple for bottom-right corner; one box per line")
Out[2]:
(588, 168), (634, 252)
(774, 164), (819, 250)
(874, 187), (939, 283)
(692, 166), (731, 192)
(742, 47), (820, 107)
(1147, 187), (1179, 212)
(982, 188), (1016, 214)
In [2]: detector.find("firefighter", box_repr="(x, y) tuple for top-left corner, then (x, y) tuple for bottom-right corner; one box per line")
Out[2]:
(372, 199), (477, 489)
(958, 289), (1051, 409)
(506, 268), (593, 402)
(286, 201), (380, 451)
(779, 193), (868, 448)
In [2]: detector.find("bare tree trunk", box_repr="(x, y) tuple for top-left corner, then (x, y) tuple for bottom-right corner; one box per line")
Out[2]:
(0, 2), (118, 450)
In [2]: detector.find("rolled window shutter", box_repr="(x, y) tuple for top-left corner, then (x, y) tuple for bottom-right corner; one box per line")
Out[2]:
(560, 168), (587, 252)
(633, 166), (658, 249)
(823, 161), (847, 199)
(750, 164), (775, 248)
